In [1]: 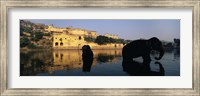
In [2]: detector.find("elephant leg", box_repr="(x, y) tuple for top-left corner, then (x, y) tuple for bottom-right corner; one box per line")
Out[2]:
(142, 54), (151, 62)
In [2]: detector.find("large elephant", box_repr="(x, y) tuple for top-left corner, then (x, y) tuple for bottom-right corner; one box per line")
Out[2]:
(122, 37), (164, 63)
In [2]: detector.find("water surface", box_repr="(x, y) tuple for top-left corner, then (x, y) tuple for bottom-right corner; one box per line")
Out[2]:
(20, 49), (180, 76)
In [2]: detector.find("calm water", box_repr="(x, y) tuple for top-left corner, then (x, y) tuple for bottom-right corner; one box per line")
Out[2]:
(20, 49), (180, 76)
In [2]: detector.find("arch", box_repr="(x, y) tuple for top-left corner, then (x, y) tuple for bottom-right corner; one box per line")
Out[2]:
(60, 54), (63, 61)
(60, 42), (63, 46)
(79, 36), (82, 40)
(55, 54), (58, 58)
(114, 44), (117, 48)
(55, 42), (58, 46)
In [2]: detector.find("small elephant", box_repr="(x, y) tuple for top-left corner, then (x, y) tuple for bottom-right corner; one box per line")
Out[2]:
(122, 37), (164, 63)
(82, 45), (94, 72)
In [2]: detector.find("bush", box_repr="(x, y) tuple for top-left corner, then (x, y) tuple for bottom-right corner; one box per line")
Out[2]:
(95, 35), (108, 45)
(35, 32), (43, 40)
(20, 27), (24, 36)
(30, 37), (39, 42)
(44, 33), (51, 36)
(95, 35), (127, 45)
(30, 32), (44, 42)
(84, 37), (95, 42)
(28, 43), (37, 49)
(20, 37), (30, 48)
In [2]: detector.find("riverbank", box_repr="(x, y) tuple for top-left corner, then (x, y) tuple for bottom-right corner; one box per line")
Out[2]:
(20, 45), (123, 51)
(20, 48), (123, 52)
(20, 46), (179, 51)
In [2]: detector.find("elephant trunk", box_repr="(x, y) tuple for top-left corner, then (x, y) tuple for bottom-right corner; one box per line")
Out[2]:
(155, 46), (164, 60)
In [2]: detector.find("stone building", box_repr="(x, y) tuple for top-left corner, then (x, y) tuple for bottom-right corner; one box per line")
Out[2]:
(45, 25), (66, 34)
(45, 25), (123, 49)
(104, 33), (119, 39)
(53, 34), (85, 49)
(45, 25), (97, 38)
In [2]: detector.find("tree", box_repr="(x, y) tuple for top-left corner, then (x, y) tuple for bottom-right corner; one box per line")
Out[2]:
(95, 35), (109, 45)
(174, 38), (180, 48)
(174, 38), (180, 46)
(28, 43), (37, 49)
(35, 32), (44, 40)
(20, 37), (30, 48)
(84, 37), (95, 42)
(44, 33), (51, 36)
(95, 35), (129, 45)
(20, 27), (24, 36)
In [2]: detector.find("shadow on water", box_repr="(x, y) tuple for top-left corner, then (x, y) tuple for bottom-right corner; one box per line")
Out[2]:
(122, 60), (165, 76)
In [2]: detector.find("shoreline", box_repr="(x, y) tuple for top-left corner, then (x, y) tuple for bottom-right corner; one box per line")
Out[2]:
(20, 48), (123, 51)
(20, 46), (179, 51)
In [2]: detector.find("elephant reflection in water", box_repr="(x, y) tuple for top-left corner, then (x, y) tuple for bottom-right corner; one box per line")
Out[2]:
(122, 60), (165, 76)
(82, 45), (94, 72)
(122, 37), (165, 76)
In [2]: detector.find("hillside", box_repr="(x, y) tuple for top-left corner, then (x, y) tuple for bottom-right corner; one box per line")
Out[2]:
(20, 20), (52, 49)
(20, 20), (129, 49)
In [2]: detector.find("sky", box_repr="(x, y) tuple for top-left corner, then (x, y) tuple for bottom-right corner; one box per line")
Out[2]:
(29, 19), (180, 42)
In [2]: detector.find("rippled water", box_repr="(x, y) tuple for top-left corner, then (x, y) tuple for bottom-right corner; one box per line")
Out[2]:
(20, 49), (180, 76)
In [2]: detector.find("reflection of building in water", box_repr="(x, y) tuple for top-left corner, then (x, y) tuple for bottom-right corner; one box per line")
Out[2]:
(94, 50), (122, 64)
(93, 50), (122, 56)
(20, 49), (122, 76)
(53, 50), (122, 69)
(53, 50), (83, 69)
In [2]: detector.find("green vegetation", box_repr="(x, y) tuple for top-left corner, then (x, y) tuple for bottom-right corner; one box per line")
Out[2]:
(20, 20), (131, 49)
(20, 27), (33, 36)
(20, 20), (51, 49)
(20, 37), (30, 47)
(20, 37), (37, 48)
(29, 32), (44, 42)
(44, 33), (51, 36)
(27, 43), (37, 49)
(95, 35), (107, 45)
(84, 37), (95, 42)
(35, 32), (44, 40)
(95, 35), (130, 45)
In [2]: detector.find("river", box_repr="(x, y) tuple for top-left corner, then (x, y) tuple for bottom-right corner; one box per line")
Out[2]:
(20, 49), (180, 76)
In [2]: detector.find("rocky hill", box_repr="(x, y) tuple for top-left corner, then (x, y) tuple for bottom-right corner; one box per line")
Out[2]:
(20, 20), (52, 49)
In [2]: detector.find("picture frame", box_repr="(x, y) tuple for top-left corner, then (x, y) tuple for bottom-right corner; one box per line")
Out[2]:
(0, 0), (199, 95)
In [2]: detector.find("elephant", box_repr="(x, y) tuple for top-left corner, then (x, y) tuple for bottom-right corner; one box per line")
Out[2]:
(122, 37), (165, 63)
(82, 45), (94, 72)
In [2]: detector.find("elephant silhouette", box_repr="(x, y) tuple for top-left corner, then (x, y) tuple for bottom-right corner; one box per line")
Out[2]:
(122, 60), (165, 76)
(82, 45), (94, 72)
(122, 37), (165, 63)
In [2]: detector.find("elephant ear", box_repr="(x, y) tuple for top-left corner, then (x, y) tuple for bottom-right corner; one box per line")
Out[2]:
(149, 37), (165, 60)
(149, 37), (161, 50)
